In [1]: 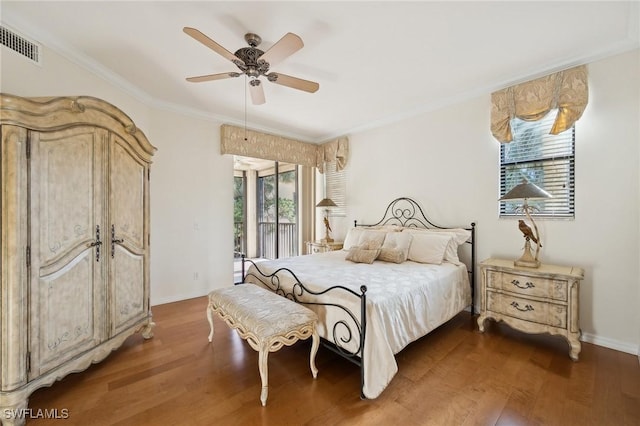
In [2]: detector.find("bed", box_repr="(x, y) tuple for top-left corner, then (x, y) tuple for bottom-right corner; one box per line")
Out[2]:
(241, 197), (476, 399)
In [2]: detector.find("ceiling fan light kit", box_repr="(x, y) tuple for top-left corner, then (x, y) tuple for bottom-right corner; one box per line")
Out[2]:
(184, 27), (319, 104)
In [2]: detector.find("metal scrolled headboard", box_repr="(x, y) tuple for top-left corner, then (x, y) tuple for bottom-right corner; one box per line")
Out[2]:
(354, 197), (476, 315)
(355, 197), (442, 229)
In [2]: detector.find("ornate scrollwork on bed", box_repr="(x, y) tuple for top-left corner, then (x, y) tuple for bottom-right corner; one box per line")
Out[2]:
(241, 196), (476, 400)
(356, 196), (444, 229)
(242, 259), (367, 379)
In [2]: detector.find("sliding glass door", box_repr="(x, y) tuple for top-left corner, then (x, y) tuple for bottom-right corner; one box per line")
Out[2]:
(234, 156), (300, 262)
(234, 172), (246, 258)
(257, 162), (298, 259)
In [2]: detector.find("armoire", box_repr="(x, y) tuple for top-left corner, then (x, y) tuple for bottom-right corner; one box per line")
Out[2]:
(0, 94), (156, 424)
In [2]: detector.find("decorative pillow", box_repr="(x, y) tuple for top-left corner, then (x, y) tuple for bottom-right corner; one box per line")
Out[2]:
(377, 232), (413, 263)
(356, 229), (386, 250)
(406, 232), (453, 264)
(345, 246), (380, 264)
(377, 248), (406, 264)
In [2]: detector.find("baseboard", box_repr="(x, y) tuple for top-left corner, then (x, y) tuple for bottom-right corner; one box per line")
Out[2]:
(580, 332), (640, 356)
(151, 289), (211, 306)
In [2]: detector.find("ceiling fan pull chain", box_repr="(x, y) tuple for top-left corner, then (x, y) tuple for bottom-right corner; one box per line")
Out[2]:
(244, 75), (248, 141)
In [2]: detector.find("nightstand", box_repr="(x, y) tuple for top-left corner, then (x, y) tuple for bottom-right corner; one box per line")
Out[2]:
(306, 241), (343, 254)
(477, 258), (584, 361)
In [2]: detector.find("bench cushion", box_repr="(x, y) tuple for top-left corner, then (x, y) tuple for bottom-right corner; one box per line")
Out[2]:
(208, 285), (317, 339)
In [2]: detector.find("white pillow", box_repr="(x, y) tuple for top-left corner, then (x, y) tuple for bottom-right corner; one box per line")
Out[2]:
(407, 232), (453, 264)
(442, 238), (461, 265)
(369, 224), (403, 232)
(343, 227), (364, 250)
(425, 228), (471, 245)
(402, 228), (469, 265)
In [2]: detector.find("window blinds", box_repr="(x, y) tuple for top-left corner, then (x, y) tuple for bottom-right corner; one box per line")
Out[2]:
(500, 110), (575, 218)
(324, 161), (346, 217)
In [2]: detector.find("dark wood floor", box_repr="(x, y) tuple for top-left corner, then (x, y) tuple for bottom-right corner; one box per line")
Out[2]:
(27, 296), (640, 425)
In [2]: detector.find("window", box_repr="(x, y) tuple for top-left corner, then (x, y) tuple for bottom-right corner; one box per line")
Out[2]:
(500, 109), (575, 218)
(323, 161), (346, 217)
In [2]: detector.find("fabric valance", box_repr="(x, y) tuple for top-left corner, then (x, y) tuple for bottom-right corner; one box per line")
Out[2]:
(220, 124), (349, 172)
(491, 65), (588, 143)
(316, 137), (349, 173)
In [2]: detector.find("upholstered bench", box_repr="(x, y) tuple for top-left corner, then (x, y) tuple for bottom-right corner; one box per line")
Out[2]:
(207, 284), (319, 406)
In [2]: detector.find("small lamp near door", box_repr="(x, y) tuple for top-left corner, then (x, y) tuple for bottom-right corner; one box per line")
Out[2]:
(500, 178), (552, 268)
(316, 197), (337, 243)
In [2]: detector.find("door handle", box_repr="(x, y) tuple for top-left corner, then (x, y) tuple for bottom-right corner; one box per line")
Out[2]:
(88, 225), (102, 262)
(111, 224), (124, 258)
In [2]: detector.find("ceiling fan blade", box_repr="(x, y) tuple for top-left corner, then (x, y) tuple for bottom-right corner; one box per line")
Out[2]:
(183, 27), (240, 63)
(259, 32), (303, 66)
(268, 73), (319, 93)
(186, 72), (240, 83)
(249, 80), (266, 105)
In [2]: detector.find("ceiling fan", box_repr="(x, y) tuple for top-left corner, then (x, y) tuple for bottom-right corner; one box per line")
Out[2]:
(183, 27), (319, 105)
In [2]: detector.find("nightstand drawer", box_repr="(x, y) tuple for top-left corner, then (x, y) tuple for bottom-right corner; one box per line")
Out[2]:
(487, 291), (567, 328)
(306, 241), (343, 254)
(311, 245), (325, 254)
(486, 270), (568, 301)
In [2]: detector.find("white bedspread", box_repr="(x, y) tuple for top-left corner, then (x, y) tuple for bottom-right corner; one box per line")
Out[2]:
(245, 250), (471, 399)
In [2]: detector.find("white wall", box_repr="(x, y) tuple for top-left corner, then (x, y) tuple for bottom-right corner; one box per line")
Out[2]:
(338, 49), (640, 355)
(148, 109), (234, 305)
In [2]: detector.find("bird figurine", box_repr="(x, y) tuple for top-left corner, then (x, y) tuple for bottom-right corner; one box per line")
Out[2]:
(518, 220), (541, 246)
(323, 216), (332, 233)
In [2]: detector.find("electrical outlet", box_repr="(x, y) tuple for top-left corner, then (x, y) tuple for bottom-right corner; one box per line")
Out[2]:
(193, 272), (199, 280)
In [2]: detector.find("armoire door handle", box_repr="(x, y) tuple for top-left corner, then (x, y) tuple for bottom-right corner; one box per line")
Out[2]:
(88, 225), (102, 262)
(111, 224), (124, 258)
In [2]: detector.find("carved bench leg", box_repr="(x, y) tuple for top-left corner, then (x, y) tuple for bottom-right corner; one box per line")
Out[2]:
(310, 329), (319, 379)
(207, 304), (215, 343)
(258, 348), (269, 406)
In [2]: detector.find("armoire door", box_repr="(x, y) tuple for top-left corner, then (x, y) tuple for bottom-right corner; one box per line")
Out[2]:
(109, 136), (149, 335)
(28, 126), (107, 378)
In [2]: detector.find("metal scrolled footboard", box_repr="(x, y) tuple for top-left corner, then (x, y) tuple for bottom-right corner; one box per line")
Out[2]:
(241, 256), (368, 399)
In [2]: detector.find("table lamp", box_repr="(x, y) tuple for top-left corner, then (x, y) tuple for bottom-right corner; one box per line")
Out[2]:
(499, 178), (552, 268)
(316, 197), (337, 243)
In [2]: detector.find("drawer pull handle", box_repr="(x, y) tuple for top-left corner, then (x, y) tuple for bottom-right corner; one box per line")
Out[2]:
(511, 279), (535, 290)
(510, 301), (534, 312)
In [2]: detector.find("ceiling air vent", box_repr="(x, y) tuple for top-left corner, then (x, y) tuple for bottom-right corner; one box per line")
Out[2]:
(1, 25), (41, 64)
